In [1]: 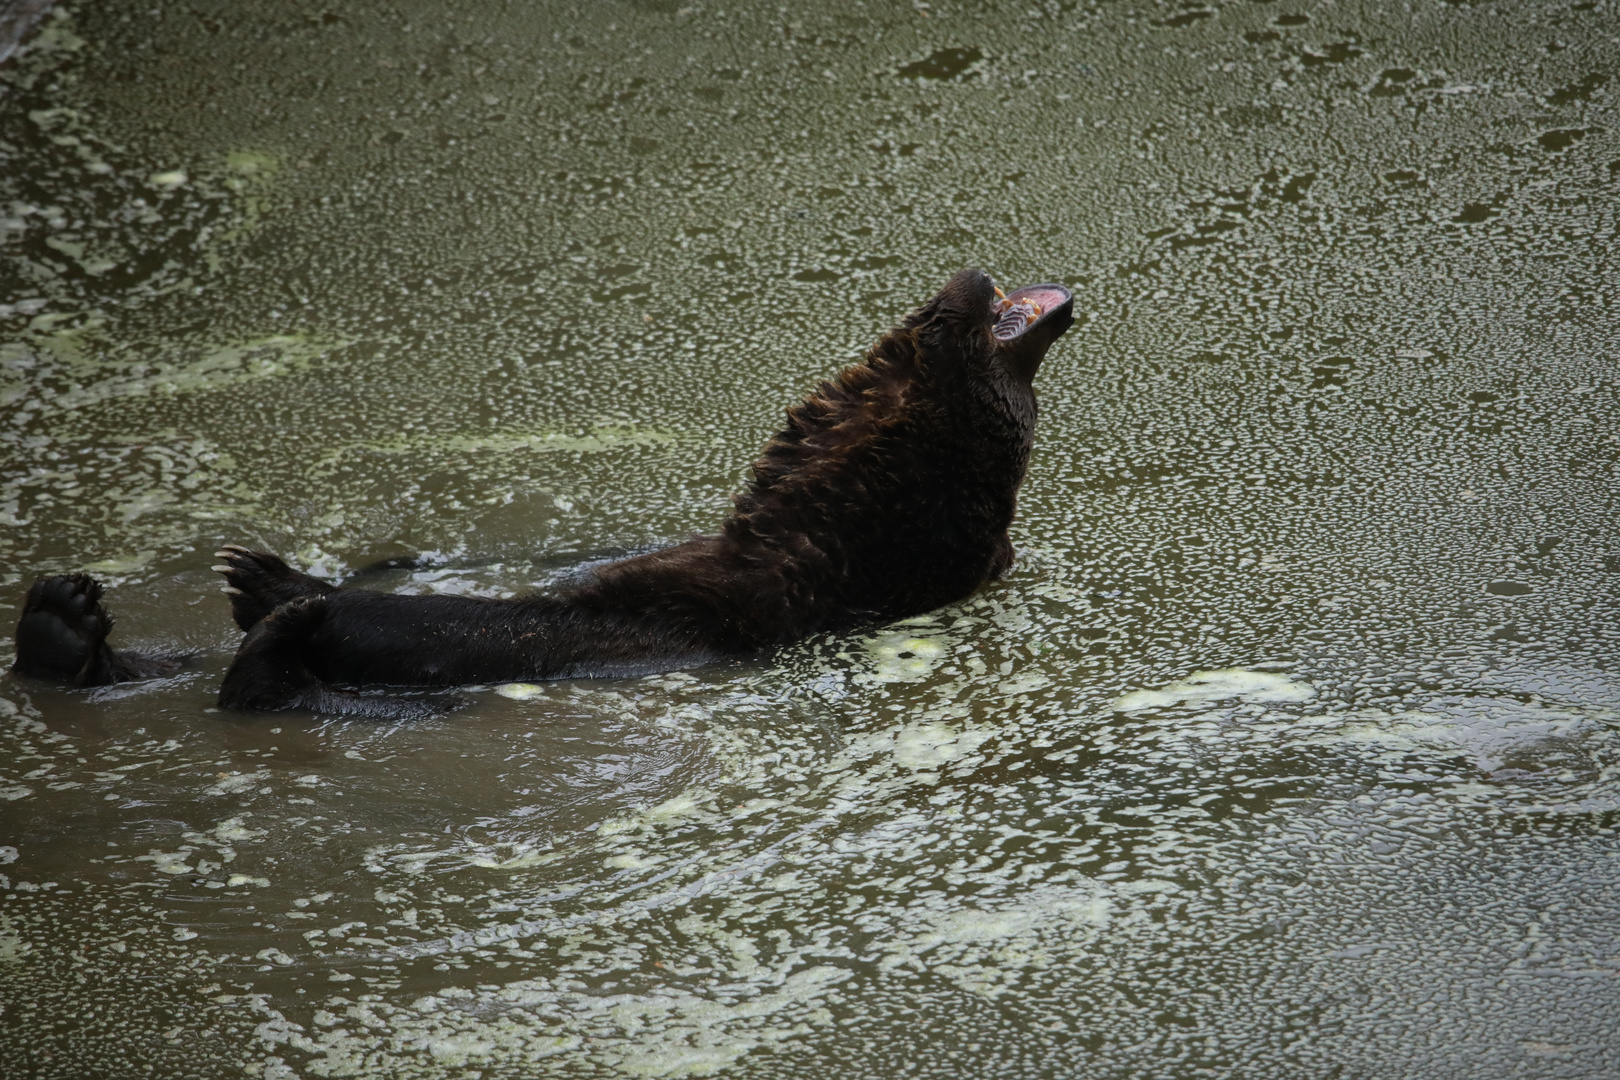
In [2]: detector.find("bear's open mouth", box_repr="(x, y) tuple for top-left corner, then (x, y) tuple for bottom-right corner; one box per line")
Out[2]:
(991, 283), (1073, 341)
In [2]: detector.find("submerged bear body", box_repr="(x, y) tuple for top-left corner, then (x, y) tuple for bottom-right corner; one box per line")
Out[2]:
(12, 269), (1074, 717)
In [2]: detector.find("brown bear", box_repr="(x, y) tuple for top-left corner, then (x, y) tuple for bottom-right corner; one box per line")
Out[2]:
(12, 269), (1073, 718)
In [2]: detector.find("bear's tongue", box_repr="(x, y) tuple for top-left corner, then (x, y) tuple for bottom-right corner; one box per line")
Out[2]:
(992, 284), (1071, 341)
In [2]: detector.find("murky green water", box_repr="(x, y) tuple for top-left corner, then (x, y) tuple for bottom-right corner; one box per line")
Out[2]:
(3, 1), (1618, 1076)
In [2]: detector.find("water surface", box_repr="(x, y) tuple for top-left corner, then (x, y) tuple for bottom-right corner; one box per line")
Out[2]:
(2, 1), (1618, 1077)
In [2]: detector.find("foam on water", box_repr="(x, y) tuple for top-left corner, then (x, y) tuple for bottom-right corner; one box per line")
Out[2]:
(1111, 667), (1317, 712)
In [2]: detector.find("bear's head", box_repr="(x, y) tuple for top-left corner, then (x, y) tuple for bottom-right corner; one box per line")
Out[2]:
(906, 268), (1075, 385)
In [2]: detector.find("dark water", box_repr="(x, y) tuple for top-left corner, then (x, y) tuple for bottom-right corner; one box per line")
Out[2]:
(2, 1), (1618, 1077)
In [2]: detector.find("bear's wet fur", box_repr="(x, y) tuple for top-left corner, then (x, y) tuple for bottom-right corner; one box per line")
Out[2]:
(13, 269), (1074, 717)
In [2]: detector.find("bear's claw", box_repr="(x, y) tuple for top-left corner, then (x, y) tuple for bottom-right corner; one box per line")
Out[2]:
(213, 546), (336, 632)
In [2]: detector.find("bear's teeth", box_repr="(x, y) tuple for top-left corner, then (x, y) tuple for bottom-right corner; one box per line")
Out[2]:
(993, 298), (1045, 338)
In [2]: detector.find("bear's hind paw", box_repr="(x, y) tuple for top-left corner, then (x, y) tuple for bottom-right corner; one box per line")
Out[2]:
(13, 573), (119, 685)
